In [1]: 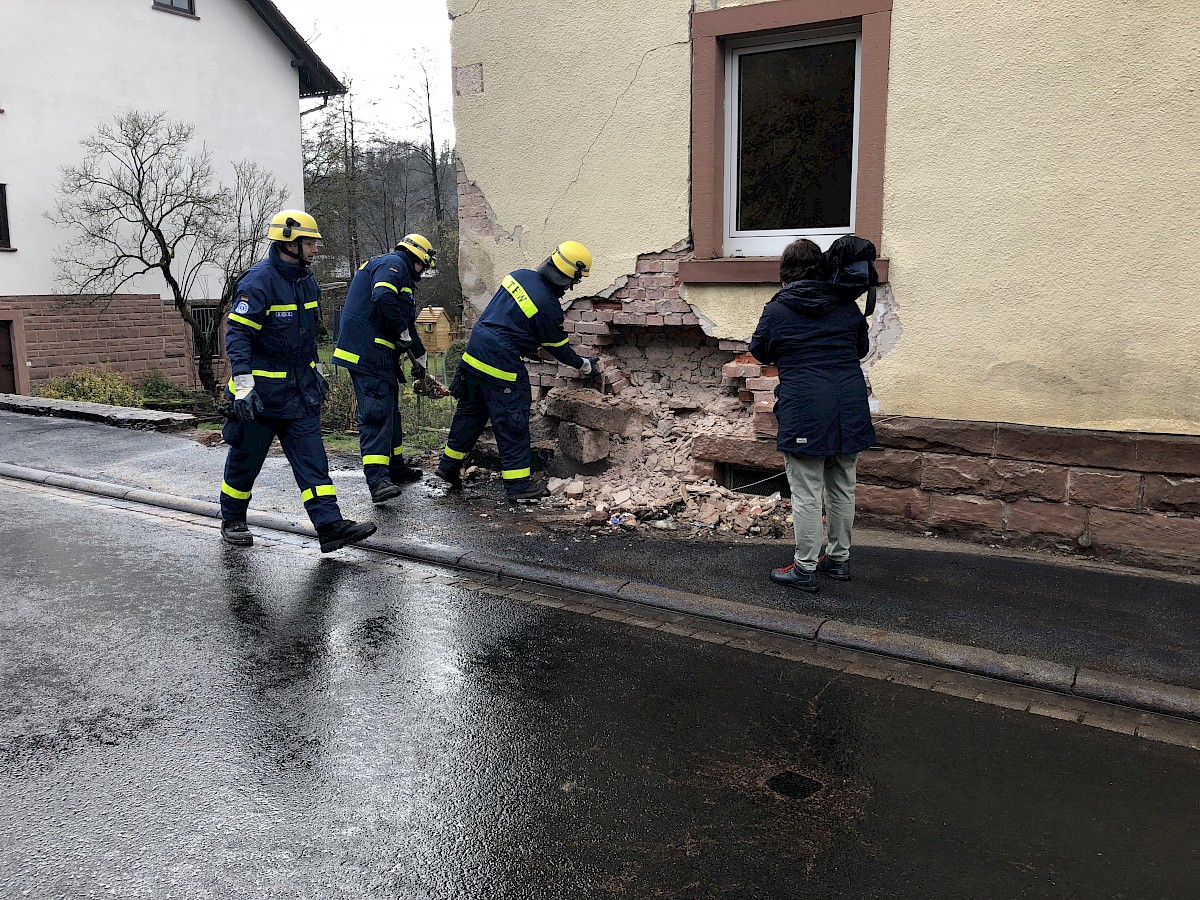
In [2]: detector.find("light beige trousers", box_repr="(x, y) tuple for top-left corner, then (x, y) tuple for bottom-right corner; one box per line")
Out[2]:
(783, 452), (859, 571)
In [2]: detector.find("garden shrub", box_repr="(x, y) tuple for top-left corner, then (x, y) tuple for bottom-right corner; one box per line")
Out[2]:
(36, 366), (145, 408)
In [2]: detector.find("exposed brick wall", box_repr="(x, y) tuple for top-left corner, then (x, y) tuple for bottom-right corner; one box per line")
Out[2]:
(524, 246), (749, 396)
(0, 295), (201, 391)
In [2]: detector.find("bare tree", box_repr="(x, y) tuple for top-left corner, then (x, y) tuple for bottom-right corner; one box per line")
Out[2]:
(50, 111), (287, 396)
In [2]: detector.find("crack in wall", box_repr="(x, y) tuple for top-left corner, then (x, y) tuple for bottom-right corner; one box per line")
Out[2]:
(448, 0), (489, 21)
(540, 39), (691, 242)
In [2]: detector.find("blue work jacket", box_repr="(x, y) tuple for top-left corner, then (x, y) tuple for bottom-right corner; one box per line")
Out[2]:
(224, 245), (324, 419)
(462, 269), (584, 384)
(749, 270), (875, 458)
(334, 251), (425, 381)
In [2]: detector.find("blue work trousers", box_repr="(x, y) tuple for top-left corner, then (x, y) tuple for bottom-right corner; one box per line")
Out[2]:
(220, 413), (341, 529)
(440, 368), (532, 497)
(350, 371), (405, 488)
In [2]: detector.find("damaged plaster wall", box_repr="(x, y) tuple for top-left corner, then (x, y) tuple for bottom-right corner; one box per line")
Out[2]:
(876, 0), (1200, 434)
(449, 0), (694, 315)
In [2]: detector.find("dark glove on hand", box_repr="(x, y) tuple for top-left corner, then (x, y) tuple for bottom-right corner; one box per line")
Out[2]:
(315, 369), (330, 402)
(580, 357), (601, 377)
(233, 391), (264, 422)
(411, 362), (427, 381)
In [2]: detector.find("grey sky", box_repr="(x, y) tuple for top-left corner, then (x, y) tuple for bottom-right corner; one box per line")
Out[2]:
(275, 0), (455, 144)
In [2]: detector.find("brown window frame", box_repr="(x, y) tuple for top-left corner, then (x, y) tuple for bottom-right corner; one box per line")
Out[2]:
(682, 0), (892, 283)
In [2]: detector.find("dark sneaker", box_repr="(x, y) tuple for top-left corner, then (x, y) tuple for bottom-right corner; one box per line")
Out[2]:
(507, 482), (549, 504)
(770, 562), (818, 592)
(435, 466), (463, 490)
(390, 462), (424, 484)
(369, 480), (403, 504)
(318, 519), (377, 553)
(221, 520), (254, 547)
(816, 554), (851, 581)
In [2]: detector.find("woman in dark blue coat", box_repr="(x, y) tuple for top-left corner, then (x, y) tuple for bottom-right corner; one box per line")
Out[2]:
(749, 238), (875, 592)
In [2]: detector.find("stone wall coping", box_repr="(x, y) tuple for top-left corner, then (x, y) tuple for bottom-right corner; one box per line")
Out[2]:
(0, 393), (196, 431)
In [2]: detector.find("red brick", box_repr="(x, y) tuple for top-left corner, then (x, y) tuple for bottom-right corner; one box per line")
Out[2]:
(922, 454), (1068, 500)
(858, 448), (923, 486)
(1068, 470), (1142, 510)
(753, 400), (777, 437)
(744, 376), (779, 391)
(928, 494), (1006, 530)
(1144, 476), (1200, 516)
(1007, 500), (1087, 540)
(719, 340), (749, 352)
(1089, 509), (1200, 560)
(856, 485), (931, 520)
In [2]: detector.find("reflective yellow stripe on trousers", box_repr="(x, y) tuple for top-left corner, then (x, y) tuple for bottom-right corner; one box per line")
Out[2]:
(301, 484), (337, 503)
(502, 468), (531, 480)
(443, 446), (468, 461)
(221, 481), (251, 500)
(362, 455), (390, 466)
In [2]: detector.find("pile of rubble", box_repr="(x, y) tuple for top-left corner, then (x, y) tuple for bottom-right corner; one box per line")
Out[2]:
(485, 385), (797, 538)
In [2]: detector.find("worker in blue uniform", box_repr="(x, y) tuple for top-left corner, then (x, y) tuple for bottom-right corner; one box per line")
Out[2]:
(333, 234), (436, 504)
(219, 209), (377, 553)
(437, 241), (600, 503)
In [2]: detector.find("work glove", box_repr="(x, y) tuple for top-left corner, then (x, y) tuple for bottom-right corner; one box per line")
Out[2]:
(231, 374), (263, 422)
(578, 357), (601, 376)
(411, 352), (429, 382)
(314, 365), (330, 403)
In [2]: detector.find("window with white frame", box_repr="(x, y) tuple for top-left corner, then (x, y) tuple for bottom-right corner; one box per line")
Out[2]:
(724, 27), (861, 256)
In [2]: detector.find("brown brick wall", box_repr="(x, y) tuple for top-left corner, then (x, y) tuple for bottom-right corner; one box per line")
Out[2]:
(0, 295), (201, 391)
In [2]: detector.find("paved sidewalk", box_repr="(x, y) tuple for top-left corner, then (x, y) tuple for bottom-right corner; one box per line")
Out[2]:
(3, 410), (1199, 700)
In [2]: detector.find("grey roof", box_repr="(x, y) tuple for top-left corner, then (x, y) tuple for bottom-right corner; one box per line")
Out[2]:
(243, 0), (346, 99)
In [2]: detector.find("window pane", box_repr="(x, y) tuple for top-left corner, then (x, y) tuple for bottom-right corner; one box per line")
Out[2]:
(737, 39), (856, 232)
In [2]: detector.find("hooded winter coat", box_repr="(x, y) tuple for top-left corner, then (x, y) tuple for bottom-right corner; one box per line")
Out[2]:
(748, 276), (875, 457)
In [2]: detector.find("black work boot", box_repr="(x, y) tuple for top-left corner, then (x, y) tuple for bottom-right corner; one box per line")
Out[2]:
(390, 462), (424, 484)
(816, 554), (852, 581)
(770, 562), (818, 592)
(369, 479), (403, 504)
(435, 465), (463, 490)
(318, 519), (378, 553)
(507, 481), (549, 504)
(221, 520), (254, 547)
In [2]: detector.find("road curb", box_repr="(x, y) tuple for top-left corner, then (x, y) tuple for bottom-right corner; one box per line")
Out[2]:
(5, 462), (1200, 723)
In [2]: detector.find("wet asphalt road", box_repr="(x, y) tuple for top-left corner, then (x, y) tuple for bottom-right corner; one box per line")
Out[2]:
(2, 412), (1200, 690)
(4, 482), (1200, 898)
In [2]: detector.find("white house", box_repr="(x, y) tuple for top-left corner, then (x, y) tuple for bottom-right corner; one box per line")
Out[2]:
(0, 0), (343, 393)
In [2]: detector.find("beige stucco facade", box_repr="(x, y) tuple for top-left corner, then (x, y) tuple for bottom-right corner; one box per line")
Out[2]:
(450, 0), (1200, 434)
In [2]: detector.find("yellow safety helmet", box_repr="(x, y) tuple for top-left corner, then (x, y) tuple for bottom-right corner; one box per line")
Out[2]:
(267, 209), (322, 242)
(551, 240), (592, 282)
(396, 233), (437, 269)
